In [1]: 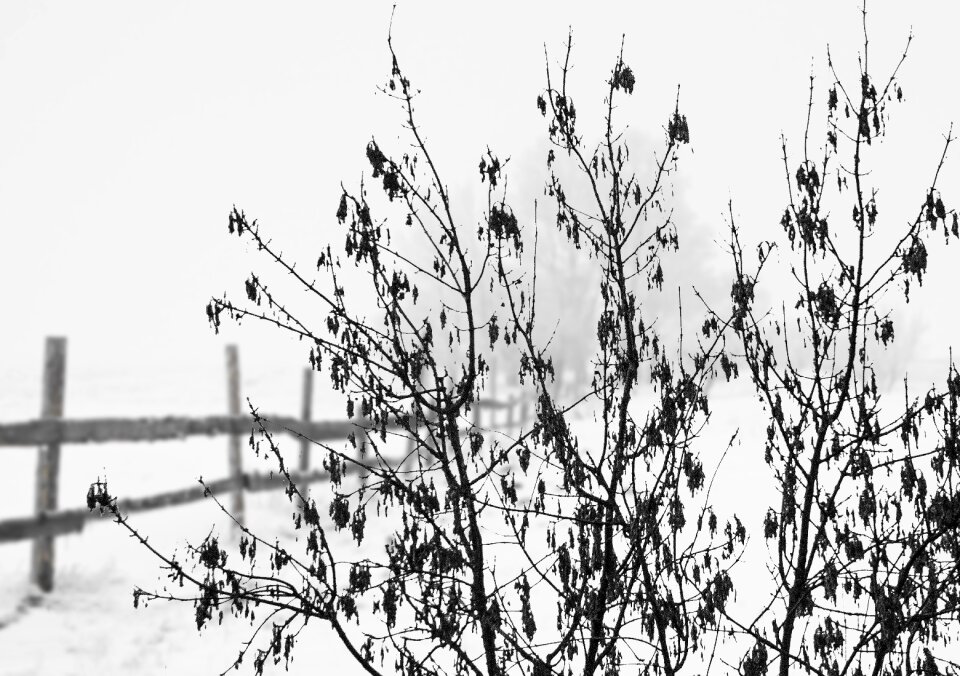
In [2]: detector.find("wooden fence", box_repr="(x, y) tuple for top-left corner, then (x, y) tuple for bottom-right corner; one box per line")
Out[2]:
(0, 338), (530, 593)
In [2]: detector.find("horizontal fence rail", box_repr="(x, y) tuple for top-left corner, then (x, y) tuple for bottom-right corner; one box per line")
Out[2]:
(2, 337), (539, 593)
(0, 415), (386, 447)
(0, 468), (337, 544)
(0, 398), (521, 447)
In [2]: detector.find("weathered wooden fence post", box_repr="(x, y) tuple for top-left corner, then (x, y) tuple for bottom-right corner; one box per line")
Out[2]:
(506, 365), (519, 428)
(298, 368), (313, 515)
(356, 407), (369, 490)
(31, 336), (67, 593)
(490, 360), (499, 428)
(225, 345), (245, 529)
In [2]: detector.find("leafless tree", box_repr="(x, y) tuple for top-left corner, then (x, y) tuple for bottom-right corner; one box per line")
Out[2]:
(89, 22), (740, 676)
(707, 6), (960, 675)
(86, 6), (960, 676)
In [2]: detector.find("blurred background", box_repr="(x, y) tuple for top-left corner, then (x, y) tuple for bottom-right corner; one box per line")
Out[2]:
(1, 1), (958, 673)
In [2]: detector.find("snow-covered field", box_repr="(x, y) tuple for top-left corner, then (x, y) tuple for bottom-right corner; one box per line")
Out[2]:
(0, 350), (371, 676)
(0, 347), (949, 675)
(0, 492), (362, 676)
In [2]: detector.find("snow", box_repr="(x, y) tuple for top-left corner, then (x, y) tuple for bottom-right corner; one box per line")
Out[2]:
(0, 348), (731, 674)
(0, 491), (367, 676)
(0, 352), (370, 676)
(3, 2), (960, 673)
(1, 332), (955, 674)
(0, 339), (944, 675)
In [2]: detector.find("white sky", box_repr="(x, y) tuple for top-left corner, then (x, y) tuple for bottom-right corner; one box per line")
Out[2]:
(2, 1), (958, 413)
(1, 1), (959, 672)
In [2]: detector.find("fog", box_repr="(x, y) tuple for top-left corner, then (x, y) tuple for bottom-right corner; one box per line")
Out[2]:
(2, 2), (960, 673)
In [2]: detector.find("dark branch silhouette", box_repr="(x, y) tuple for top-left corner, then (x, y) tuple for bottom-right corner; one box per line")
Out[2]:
(87, 5), (960, 676)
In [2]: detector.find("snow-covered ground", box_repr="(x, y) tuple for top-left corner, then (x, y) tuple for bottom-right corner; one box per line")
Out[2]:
(0, 350), (371, 676)
(0, 350), (732, 675)
(0, 492), (363, 676)
(0, 347), (951, 675)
